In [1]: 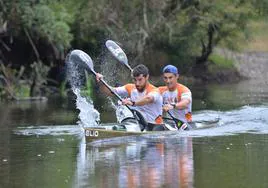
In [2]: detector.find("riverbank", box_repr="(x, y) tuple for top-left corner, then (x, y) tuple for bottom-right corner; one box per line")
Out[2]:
(211, 49), (268, 83)
(183, 48), (268, 84)
(189, 19), (268, 84)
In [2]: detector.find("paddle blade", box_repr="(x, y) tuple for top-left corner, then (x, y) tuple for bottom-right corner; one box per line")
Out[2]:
(69, 49), (94, 71)
(105, 40), (128, 66)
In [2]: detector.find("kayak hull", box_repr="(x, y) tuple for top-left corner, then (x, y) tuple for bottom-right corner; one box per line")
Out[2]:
(84, 126), (146, 142)
(84, 118), (220, 142)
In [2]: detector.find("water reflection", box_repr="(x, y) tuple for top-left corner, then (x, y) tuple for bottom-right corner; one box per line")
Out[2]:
(191, 79), (268, 111)
(75, 137), (194, 188)
(0, 97), (77, 127)
(1, 78), (268, 188)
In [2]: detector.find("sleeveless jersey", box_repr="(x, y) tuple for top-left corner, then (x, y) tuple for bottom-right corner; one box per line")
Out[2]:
(115, 83), (163, 124)
(158, 83), (192, 122)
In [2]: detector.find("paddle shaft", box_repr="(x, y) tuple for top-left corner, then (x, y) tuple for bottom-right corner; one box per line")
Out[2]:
(125, 64), (133, 72)
(89, 69), (134, 112)
(166, 111), (181, 127)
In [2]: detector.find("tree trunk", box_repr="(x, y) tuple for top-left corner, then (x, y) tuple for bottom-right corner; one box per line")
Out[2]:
(192, 23), (216, 80)
(195, 23), (215, 65)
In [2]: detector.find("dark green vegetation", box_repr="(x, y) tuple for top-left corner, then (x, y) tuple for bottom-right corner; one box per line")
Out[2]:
(0, 0), (267, 99)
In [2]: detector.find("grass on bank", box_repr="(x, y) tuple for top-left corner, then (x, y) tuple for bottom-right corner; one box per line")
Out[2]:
(208, 54), (235, 73)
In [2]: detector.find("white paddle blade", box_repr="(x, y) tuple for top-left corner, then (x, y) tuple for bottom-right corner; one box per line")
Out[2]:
(105, 40), (128, 65)
(69, 49), (94, 71)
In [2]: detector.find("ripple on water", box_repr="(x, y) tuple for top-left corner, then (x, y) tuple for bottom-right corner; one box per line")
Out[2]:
(13, 125), (83, 136)
(88, 105), (268, 145)
(12, 105), (268, 144)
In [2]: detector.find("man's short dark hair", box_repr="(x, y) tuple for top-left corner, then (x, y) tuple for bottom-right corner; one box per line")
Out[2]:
(132, 64), (149, 77)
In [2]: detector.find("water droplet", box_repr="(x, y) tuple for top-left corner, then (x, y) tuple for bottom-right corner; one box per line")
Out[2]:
(57, 138), (65, 142)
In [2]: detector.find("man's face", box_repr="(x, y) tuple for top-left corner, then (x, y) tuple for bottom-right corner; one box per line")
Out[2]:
(133, 74), (148, 92)
(163, 73), (178, 89)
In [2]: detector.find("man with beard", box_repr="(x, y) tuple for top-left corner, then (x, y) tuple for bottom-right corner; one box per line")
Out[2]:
(96, 64), (163, 127)
(158, 65), (192, 124)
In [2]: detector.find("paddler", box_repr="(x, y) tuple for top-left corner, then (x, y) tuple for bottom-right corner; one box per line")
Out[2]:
(95, 64), (163, 130)
(158, 65), (192, 125)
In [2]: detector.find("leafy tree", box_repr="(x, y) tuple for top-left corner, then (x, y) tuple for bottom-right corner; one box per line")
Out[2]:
(1, 0), (76, 63)
(75, 0), (258, 74)
(0, 0), (267, 98)
(0, 0), (80, 98)
(253, 0), (268, 16)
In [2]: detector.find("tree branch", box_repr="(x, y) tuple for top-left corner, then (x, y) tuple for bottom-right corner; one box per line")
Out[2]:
(196, 23), (215, 64)
(143, 0), (150, 32)
(24, 28), (40, 61)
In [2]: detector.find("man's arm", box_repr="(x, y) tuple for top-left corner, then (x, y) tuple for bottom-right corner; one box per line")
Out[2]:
(136, 95), (154, 106)
(163, 90), (191, 111)
(173, 98), (191, 109)
(163, 98), (190, 112)
(122, 93), (155, 106)
(175, 90), (192, 109)
(95, 73), (115, 96)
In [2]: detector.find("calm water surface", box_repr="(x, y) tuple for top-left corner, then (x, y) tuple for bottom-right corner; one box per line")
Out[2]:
(0, 79), (268, 188)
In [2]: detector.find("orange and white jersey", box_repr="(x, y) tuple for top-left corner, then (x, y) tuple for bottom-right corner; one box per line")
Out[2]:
(159, 83), (192, 122)
(115, 83), (163, 124)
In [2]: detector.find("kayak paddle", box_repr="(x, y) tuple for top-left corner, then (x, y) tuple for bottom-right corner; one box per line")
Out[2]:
(105, 40), (133, 72)
(68, 49), (148, 131)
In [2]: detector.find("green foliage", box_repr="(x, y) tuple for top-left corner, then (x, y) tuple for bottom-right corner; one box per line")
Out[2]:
(3, 0), (76, 52)
(1, 0), (268, 101)
(183, 0), (254, 60)
(207, 54), (236, 77)
(0, 64), (29, 99)
(2, 0), (266, 64)
(80, 72), (93, 99)
(72, 0), (258, 69)
(30, 61), (50, 96)
(208, 54), (235, 69)
(238, 18), (268, 52)
(21, 2), (73, 49)
(59, 79), (68, 98)
(253, 0), (268, 16)
(15, 82), (31, 98)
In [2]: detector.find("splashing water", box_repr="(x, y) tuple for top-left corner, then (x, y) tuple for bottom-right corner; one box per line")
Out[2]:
(109, 99), (133, 123)
(101, 51), (133, 123)
(67, 58), (100, 127)
(72, 88), (100, 127)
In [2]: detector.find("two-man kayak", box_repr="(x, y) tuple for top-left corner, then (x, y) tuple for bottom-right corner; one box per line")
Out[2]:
(84, 117), (220, 142)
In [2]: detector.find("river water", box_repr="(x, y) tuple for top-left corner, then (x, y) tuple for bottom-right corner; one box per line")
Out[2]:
(0, 79), (268, 188)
